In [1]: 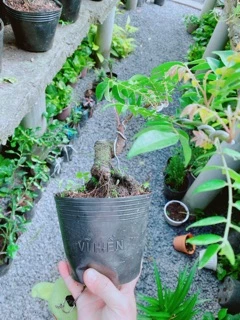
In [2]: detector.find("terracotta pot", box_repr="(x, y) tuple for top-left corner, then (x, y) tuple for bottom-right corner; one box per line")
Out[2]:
(164, 200), (189, 227)
(56, 106), (71, 121)
(173, 233), (196, 255)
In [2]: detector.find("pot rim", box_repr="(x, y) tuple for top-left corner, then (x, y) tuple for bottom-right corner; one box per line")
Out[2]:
(164, 200), (189, 225)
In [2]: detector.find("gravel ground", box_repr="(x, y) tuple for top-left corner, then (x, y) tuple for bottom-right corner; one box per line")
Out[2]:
(0, 1), (220, 319)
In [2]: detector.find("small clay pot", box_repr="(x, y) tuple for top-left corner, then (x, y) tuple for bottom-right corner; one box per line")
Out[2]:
(56, 106), (71, 121)
(173, 233), (196, 255)
(164, 200), (189, 227)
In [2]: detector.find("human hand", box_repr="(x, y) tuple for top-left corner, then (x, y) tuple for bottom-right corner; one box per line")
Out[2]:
(58, 261), (138, 320)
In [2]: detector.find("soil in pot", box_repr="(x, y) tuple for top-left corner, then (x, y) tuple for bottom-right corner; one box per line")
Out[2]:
(5, 0), (59, 12)
(166, 202), (187, 222)
(55, 140), (150, 286)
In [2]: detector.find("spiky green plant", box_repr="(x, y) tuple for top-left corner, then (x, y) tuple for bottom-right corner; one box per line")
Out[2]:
(137, 263), (200, 320)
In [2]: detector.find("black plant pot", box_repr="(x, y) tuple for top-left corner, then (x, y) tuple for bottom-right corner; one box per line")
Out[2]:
(0, 18), (3, 73)
(3, 0), (62, 52)
(218, 277), (240, 314)
(0, 0), (9, 25)
(59, 0), (81, 23)
(154, 0), (165, 5)
(0, 258), (12, 277)
(163, 176), (189, 201)
(55, 194), (151, 285)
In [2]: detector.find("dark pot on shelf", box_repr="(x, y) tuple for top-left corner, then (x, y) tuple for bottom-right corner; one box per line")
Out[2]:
(55, 194), (151, 285)
(0, 258), (12, 277)
(218, 277), (240, 314)
(0, 18), (3, 73)
(58, 0), (81, 23)
(3, 0), (62, 52)
(0, 0), (9, 25)
(154, 0), (165, 5)
(56, 106), (71, 121)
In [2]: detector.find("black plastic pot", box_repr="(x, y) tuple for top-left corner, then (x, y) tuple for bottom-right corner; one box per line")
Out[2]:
(154, 0), (165, 5)
(59, 0), (81, 23)
(218, 277), (240, 314)
(163, 176), (189, 200)
(0, 18), (3, 73)
(0, 258), (12, 277)
(0, 0), (9, 25)
(3, 0), (62, 52)
(55, 194), (151, 285)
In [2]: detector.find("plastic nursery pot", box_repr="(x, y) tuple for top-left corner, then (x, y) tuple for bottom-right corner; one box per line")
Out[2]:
(0, 18), (3, 73)
(55, 194), (151, 285)
(218, 276), (240, 314)
(199, 249), (217, 271)
(163, 175), (189, 201)
(0, 258), (12, 277)
(56, 106), (72, 121)
(164, 200), (189, 227)
(3, 0), (62, 52)
(59, 0), (81, 23)
(173, 233), (196, 255)
(154, 0), (165, 5)
(0, 0), (9, 25)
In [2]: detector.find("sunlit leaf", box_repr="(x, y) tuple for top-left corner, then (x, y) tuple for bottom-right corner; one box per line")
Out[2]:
(223, 148), (240, 160)
(193, 179), (227, 193)
(187, 216), (227, 230)
(219, 241), (235, 265)
(198, 244), (220, 269)
(187, 234), (223, 245)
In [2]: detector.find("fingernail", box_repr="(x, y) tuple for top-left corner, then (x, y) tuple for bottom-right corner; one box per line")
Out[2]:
(86, 268), (97, 282)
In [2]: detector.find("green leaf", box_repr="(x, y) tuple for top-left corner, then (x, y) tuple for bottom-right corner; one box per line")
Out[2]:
(220, 241), (235, 265)
(187, 216), (227, 230)
(177, 129), (191, 167)
(187, 234), (223, 245)
(128, 129), (179, 158)
(190, 62), (210, 71)
(233, 201), (240, 211)
(223, 148), (240, 160)
(218, 308), (228, 320)
(198, 244), (221, 269)
(95, 81), (109, 101)
(193, 179), (227, 194)
(206, 57), (221, 72)
(230, 223), (240, 233)
(213, 50), (235, 67)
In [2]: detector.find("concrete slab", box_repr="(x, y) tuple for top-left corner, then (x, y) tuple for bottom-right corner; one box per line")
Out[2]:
(0, 0), (118, 144)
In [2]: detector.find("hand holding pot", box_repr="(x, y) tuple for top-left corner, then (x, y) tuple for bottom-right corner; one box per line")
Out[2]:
(58, 261), (138, 320)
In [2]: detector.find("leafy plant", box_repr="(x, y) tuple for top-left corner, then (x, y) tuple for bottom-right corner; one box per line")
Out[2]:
(216, 254), (240, 281)
(203, 308), (240, 320)
(111, 16), (137, 59)
(165, 149), (187, 191)
(183, 14), (200, 30)
(137, 263), (199, 320)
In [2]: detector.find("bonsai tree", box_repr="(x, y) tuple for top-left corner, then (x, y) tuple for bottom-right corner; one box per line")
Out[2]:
(97, 50), (240, 268)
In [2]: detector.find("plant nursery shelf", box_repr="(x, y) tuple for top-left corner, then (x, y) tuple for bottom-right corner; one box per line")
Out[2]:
(0, 0), (117, 144)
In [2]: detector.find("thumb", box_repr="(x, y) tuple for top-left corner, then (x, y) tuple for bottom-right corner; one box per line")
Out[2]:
(83, 268), (122, 307)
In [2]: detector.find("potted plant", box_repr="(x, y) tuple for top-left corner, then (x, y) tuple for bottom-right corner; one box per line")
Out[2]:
(3, 0), (62, 52)
(59, 0), (81, 23)
(55, 140), (151, 286)
(164, 150), (189, 200)
(164, 200), (190, 226)
(173, 233), (196, 255)
(0, 18), (3, 73)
